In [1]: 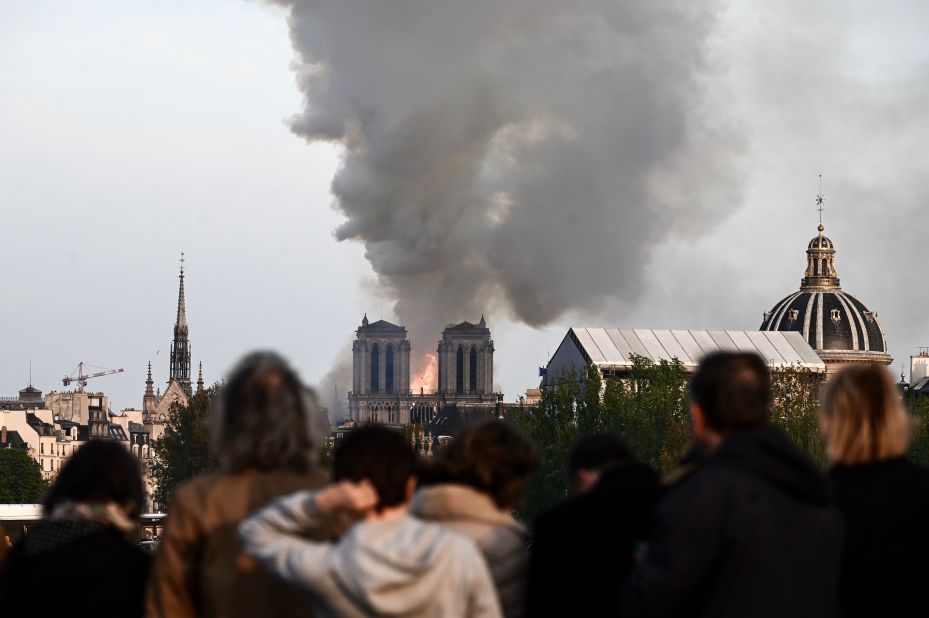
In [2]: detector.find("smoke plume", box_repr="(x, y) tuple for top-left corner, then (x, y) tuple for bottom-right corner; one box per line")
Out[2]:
(271, 0), (742, 383)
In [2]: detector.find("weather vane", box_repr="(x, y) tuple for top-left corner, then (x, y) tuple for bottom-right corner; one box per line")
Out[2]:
(816, 174), (825, 225)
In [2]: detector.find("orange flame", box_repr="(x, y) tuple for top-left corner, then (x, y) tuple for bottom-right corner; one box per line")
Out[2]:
(417, 354), (438, 394)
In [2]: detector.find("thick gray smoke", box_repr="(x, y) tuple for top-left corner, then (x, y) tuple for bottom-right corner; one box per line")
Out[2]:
(271, 0), (741, 390)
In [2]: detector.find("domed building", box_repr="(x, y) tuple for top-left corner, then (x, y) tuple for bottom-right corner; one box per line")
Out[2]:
(760, 222), (891, 375)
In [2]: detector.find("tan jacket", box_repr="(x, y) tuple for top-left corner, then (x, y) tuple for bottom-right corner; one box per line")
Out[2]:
(147, 468), (330, 618)
(410, 484), (528, 618)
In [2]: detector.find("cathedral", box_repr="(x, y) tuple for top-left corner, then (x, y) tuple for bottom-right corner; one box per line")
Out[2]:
(760, 218), (892, 375)
(142, 256), (205, 422)
(347, 315), (499, 425)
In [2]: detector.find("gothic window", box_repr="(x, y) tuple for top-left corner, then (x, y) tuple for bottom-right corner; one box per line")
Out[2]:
(371, 344), (380, 393)
(456, 345), (464, 394)
(470, 346), (478, 393)
(386, 345), (395, 394)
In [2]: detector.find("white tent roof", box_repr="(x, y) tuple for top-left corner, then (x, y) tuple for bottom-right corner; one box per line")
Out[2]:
(565, 328), (826, 372)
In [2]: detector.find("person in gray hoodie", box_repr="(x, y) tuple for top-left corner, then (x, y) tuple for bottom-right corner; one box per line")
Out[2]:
(239, 424), (502, 618)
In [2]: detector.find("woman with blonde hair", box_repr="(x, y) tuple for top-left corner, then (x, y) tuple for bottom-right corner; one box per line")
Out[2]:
(147, 351), (331, 618)
(820, 363), (929, 618)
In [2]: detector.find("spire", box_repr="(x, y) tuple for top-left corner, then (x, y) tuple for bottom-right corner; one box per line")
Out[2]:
(362, 313), (369, 327)
(196, 362), (204, 394)
(145, 362), (154, 397)
(800, 185), (840, 289)
(176, 252), (188, 331)
(169, 253), (192, 396)
(479, 314), (486, 327)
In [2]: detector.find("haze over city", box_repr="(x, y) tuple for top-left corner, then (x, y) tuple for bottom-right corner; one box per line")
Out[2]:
(3, 0), (929, 414)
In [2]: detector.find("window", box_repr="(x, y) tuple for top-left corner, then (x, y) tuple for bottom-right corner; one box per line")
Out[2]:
(470, 347), (478, 393)
(456, 346), (464, 394)
(371, 344), (380, 393)
(386, 345), (395, 394)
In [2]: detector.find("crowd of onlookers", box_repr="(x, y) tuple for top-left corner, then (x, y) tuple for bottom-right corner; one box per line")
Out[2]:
(0, 350), (927, 617)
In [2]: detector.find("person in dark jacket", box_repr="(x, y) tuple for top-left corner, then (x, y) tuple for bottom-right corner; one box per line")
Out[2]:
(2, 439), (150, 618)
(820, 364), (929, 618)
(527, 433), (661, 618)
(620, 352), (841, 618)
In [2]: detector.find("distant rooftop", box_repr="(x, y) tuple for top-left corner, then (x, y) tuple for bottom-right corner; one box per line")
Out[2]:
(560, 328), (826, 373)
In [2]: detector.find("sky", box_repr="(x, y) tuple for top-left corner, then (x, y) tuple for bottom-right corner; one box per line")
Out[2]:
(2, 1), (929, 414)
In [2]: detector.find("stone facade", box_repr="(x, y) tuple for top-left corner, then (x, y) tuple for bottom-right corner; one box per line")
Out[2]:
(347, 315), (500, 425)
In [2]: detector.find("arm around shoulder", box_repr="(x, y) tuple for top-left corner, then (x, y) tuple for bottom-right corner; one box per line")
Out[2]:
(238, 489), (333, 590)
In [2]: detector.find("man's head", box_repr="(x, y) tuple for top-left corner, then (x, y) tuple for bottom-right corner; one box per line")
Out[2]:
(333, 425), (417, 512)
(567, 433), (632, 494)
(689, 352), (771, 449)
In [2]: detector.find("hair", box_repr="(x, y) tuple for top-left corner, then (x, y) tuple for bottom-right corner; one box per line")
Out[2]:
(568, 433), (632, 476)
(44, 439), (145, 518)
(212, 351), (324, 473)
(820, 364), (911, 465)
(430, 420), (539, 510)
(689, 352), (771, 431)
(333, 425), (416, 511)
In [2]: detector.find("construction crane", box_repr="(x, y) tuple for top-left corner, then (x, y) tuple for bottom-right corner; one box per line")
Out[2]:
(62, 362), (125, 392)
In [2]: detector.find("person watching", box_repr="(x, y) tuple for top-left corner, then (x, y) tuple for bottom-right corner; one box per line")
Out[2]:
(147, 351), (331, 618)
(620, 351), (841, 618)
(239, 424), (502, 618)
(527, 433), (660, 617)
(820, 364), (929, 618)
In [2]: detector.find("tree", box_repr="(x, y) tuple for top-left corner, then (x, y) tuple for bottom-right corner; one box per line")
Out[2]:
(904, 392), (929, 464)
(510, 358), (826, 527)
(0, 448), (48, 504)
(150, 386), (218, 509)
(769, 366), (827, 465)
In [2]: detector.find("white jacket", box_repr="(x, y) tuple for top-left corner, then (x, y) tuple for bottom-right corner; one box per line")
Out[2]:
(239, 490), (502, 618)
(410, 485), (528, 618)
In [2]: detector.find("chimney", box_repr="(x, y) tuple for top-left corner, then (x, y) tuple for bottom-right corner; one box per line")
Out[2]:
(1, 426), (7, 445)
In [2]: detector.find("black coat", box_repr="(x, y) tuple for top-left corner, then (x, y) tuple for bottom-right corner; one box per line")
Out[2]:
(2, 519), (151, 618)
(831, 457), (929, 618)
(621, 425), (842, 618)
(527, 460), (662, 618)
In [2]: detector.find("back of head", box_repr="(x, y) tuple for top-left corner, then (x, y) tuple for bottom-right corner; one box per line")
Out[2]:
(333, 425), (416, 511)
(44, 439), (145, 518)
(820, 364), (910, 465)
(568, 433), (632, 476)
(213, 351), (322, 473)
(689, 352), (771, 432)
(432, 420), (540, 510)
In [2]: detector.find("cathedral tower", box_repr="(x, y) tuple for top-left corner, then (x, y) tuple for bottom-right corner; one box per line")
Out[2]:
(169, 254), (192, 396)
(437, 316), (494, 396)
(352, 315), (411, 396)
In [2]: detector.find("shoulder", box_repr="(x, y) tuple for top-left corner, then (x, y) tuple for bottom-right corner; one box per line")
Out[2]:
(172, 471), (226, 504)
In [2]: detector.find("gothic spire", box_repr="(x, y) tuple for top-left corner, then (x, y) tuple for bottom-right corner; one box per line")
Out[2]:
(170, 253), (192, 396)
(176, 252), (188, 331)
(145, 361), (154, 397)
(196, 362), (204, 394)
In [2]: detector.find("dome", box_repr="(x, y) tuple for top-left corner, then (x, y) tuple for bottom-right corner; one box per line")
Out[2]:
(760, 289), (886, 354)
(760, 223), (890, 366)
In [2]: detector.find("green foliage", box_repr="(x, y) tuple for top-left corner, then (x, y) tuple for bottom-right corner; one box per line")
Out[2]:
(769, 367), (827, 465)
(904, 391), (929, 464)
(0, 448), (48, 504)
(150, 386), (219, 510)
(511, 358), (825, 527)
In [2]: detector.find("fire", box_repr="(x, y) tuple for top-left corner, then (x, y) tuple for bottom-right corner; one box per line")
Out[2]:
(416, 354), (438, 394)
